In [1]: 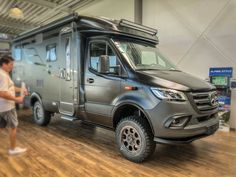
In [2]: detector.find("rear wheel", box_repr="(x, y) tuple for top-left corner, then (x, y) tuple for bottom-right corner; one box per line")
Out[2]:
(115, 116), (156, 163)
(33, 101), (51, 126)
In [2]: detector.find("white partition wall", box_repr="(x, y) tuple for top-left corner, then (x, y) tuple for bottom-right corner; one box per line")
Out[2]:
(143, 0), (236, 80)
(76, 0), (135, 21)
(0, 41), (10, 55)
(0, 42), (9, 50)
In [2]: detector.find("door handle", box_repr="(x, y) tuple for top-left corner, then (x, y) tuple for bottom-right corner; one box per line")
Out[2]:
(87, 78), (94, 83)
(47, 69), (51, 75)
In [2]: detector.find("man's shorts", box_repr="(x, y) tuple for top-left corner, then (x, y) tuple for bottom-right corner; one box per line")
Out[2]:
(0, 109), (18, 128)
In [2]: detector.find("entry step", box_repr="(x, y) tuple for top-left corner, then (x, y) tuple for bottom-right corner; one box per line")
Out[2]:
(60, 115), (79, 122)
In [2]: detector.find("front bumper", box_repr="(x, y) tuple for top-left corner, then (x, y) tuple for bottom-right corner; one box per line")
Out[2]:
(154, 120), (219, 144)
(146, 99), (219, 144)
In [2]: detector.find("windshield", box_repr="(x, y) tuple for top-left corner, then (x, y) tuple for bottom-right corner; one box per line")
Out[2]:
(113, 40), (177, 71)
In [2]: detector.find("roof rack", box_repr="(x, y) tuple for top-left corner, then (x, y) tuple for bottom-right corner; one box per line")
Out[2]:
(119, 19), (157, 36)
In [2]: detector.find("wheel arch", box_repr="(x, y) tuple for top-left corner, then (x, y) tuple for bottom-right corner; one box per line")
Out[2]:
(30, 92), (42, 107)
(112, 102), (154, 135)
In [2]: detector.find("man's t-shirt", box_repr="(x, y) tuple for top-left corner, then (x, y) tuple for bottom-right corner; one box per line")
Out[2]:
(0, 69), (15, 112)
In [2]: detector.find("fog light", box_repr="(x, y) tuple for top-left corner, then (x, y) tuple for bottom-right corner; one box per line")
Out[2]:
(170, 117), (189, 128)
(165, 115), (191, 129)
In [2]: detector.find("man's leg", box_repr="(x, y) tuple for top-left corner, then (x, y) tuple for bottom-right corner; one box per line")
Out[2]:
(7, 109), (27, 155)
(0, 116), (7, 132)
(9, 128), (17, 150)
(8, 127), (27, 155)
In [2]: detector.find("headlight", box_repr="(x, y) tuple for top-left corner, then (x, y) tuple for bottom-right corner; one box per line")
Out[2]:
(151, 87), (186, 101)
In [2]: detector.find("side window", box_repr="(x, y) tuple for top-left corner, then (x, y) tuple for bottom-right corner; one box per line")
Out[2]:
(65, 37), (71, 74)
(14, 45), (22, 61)
(90, 42), (106, 71)
(46, 44), (57, 62)
(89, 41), (122, 75)
(24, 47), (44, 64)
(107, 46), (119, 73)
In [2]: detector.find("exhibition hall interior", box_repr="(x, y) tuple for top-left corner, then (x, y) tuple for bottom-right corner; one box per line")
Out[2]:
(0, 0), (235, 176)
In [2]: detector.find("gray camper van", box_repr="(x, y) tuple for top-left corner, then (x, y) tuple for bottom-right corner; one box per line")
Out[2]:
(12, 13), (219, 162)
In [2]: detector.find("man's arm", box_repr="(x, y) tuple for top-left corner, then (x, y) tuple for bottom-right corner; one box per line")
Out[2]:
(14, 86), (29, 95)
(15, 86), (21, 93)
(0, 91), (24, 103)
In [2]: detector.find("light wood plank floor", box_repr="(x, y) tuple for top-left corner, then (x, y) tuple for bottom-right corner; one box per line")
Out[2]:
(0, 109), (236, 177)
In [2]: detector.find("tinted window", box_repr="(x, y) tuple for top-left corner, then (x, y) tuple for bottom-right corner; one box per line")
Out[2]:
(24, 47), (44, 65)
(89, 42), (121, 74)
(14, 46), (22, 61)
(65, 37), (71, 79)
(107, 46), (119, 73)
(46, 44), (57, 62)
(90, 42), (106, 71)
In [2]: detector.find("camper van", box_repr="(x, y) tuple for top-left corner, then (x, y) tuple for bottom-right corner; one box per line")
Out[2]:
(12, 13), (219, 162)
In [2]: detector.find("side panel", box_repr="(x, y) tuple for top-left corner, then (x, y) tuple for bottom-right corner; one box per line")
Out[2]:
(12, 26), (79, 114)
(12, 35), (61, 113)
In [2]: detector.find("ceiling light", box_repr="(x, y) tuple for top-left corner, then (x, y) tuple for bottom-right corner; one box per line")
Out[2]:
(9, 5), (24, 19)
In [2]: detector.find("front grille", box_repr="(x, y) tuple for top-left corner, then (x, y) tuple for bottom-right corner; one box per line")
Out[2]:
(190, 91), (218, 113)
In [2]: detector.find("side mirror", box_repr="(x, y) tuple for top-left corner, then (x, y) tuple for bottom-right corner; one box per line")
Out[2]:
(98, 55), (109, 74)
(110, 65), (122, 75)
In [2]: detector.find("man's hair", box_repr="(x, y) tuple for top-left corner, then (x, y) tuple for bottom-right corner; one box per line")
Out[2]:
(0, 55), (14, 66)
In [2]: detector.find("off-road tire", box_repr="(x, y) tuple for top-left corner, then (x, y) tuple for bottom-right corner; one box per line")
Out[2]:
(33, 101), (51, 126)
(115, 116), (156, 163)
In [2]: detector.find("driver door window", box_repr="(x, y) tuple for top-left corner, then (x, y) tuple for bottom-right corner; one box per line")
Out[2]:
(90, 42), (106, 71)
(89, 41), (122, 75)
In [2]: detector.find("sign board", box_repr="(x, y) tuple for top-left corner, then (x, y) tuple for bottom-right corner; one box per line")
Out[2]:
(209, 67), (233, 77)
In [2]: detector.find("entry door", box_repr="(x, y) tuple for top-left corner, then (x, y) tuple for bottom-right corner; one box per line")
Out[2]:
(59, 29), (75, 115)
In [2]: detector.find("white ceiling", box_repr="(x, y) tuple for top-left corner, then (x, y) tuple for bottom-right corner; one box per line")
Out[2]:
(0, 0), (99, 36)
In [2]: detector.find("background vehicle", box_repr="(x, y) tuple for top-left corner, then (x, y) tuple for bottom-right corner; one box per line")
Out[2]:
(12, 13), (219, 162)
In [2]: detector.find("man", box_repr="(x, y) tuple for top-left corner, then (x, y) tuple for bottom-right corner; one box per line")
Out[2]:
(0, 55), (28, 155)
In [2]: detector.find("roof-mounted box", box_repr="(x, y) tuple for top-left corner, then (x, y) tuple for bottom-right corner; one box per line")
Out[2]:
(119, 19), (158, 36)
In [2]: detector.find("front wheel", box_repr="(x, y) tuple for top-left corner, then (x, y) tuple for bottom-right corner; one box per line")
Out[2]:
(115, 116), (156, 163)
(33, 101), (51, 126)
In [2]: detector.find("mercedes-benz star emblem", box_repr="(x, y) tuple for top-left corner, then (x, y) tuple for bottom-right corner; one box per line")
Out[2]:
(209, 93), (218, 106)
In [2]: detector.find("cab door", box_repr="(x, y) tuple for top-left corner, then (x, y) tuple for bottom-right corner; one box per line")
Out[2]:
(84, 39), (125, 126)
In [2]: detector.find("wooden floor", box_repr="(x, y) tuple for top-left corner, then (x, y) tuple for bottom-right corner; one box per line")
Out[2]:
(0, 109), (236, 177)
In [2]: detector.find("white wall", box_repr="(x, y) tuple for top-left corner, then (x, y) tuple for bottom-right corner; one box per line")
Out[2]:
(76, 0), (135, 21)
(143, 0), (236, 79)
(0, 41), (9, 50)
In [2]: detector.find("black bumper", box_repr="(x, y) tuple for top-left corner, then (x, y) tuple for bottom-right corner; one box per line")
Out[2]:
(154, 122), (219, 145)
(146, 99), (219, 143)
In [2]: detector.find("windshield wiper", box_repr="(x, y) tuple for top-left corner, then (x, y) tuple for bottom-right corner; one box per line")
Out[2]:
(167, 69), (181, 71)
(136, 68), (160, 71)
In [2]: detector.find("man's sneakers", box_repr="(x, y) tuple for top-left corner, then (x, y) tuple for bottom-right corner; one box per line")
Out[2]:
(8, 147), (27, 155)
